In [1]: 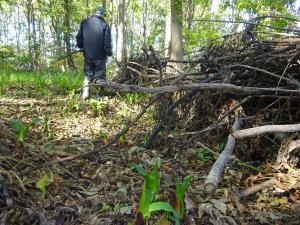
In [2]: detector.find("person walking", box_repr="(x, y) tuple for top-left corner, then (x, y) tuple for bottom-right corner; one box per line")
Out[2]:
(76, 6), (112, 99)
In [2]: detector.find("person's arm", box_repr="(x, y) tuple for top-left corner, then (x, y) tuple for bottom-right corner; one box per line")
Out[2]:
(104, 24), (112, 57)
(76, 21), (84, 48)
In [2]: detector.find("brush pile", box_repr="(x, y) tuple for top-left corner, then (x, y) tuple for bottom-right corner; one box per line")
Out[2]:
(113, 29), (300, 164)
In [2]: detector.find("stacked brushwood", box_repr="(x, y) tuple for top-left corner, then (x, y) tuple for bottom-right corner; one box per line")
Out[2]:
(108, 29), (300, 170)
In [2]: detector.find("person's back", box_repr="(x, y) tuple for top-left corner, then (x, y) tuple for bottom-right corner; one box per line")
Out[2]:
(80, 15), (111, 60)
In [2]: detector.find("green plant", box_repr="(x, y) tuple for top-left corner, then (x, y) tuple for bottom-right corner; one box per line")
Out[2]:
(148, 175), (193, 225)
(90, 97), (109, 116)
(125, 93), (149, 105)
(119, 125), (126, 142)
(196, 148), (213, 164)
(173, 175), (193, 222)
(67, 98), (80, 112)
(43, 89), (52, 99)
(99, 129), (108, 144)
(130, 161), (160, 221)
(11, 118), (40, 145)
(43, 116), (51, 137)
(130, 162), (193, 225)
(35, 172), (54, 199)
(125, 93), (138, 105)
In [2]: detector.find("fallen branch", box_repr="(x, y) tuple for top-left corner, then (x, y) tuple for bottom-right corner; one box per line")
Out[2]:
(204, 119), (241, 195)
(20, 96), (158, 175)
(240, 178), (278, 198)
(97, 81), (300, 95)
(232, 123), (300, 139)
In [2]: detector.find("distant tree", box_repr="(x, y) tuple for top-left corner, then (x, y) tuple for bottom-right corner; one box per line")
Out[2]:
(116, 0), (126, 64)
(166, 0), (184, 71)
(63, 0), (75, 69)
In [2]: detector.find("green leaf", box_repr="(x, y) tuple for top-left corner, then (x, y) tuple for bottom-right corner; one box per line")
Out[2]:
(129, 163), (147, 177)
(35, 172), (54, 199)
(119, 133), (126, 142)
(175, 175), (193, 219)
(148, 202), (177, 214)
(11, 119), (23, 131)
(11, 119), (26, 143)
(130, 161), (160, 220)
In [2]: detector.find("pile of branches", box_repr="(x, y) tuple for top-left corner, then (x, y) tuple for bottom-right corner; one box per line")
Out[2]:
(106, 28), (300, 165)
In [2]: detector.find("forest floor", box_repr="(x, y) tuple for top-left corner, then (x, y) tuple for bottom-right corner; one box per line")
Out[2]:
(0, 72), (300, 225)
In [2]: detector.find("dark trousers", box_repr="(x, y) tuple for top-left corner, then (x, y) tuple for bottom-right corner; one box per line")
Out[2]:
(84, 58), (106, 82)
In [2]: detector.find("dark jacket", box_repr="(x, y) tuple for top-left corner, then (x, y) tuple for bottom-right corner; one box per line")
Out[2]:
(76, 15), (112, 60)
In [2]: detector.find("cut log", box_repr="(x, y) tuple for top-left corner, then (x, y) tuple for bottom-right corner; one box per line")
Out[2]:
(232, 124), (300, 139)
(204, 119), (241, 194)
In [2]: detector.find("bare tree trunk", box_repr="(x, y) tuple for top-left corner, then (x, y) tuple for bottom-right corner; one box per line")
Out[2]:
(170, 0), (184, 62)
(32, 7), (39, 70)
(142, 0), (147, 47)
(167, 0), (184, 71)
(116, 0), (126, 64)
(26, 0), (32, 64)
(63, 0), (75, 70)
(165, 1), (171, 57)
(16, 6), (21, 50)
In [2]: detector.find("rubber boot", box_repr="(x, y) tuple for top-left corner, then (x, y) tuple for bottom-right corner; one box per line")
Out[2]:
(82, 79), (91, 99)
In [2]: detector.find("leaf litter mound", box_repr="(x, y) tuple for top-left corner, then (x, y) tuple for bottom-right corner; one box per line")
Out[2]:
(1, 28), (300, 225)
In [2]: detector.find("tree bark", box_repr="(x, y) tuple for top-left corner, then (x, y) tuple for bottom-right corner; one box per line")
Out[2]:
(116, 0), (126, 64)
(168, 0), (184, 70)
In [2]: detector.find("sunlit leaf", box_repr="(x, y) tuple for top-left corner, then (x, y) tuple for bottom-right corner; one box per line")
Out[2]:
(35, 172), (54, 199)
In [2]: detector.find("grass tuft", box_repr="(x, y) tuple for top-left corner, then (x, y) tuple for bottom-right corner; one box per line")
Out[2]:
(0, 70), (82, 95)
